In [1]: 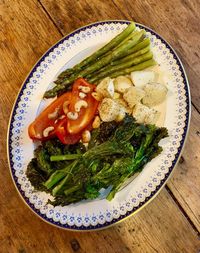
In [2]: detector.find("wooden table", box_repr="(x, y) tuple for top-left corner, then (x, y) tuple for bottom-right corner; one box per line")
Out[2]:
(0, 1), (200, 252)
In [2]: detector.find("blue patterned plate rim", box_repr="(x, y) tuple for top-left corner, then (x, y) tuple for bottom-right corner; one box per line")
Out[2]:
(7, 20), (191, 231)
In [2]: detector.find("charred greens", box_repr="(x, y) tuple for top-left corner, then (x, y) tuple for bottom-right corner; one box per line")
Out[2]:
(26, 115), (168, 206)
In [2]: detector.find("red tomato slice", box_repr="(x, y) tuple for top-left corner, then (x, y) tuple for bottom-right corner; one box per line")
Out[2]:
(55, 117), (81, 144)
(55, 116), (93, 145)
(67, 78), (99, 134)
(28, 78), (99, 144)
(28, 92), (71, 140)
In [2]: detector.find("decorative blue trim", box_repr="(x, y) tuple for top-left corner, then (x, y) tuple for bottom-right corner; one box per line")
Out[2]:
(8, 20), (190, 230)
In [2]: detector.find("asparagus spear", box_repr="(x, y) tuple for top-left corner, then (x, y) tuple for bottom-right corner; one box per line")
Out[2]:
(55, 30), (140, 84)
(44, 30), (145, 98)
(111, 45), (150, 66)
(88, 58), (156, 83)
(123, 38), (150, 57)
(102, 30), (139, 58)
(79, 30), (145, 75)
(109, 59), (157, 78)
(87, 51), (153, 83)
(56, 22), (136, 78)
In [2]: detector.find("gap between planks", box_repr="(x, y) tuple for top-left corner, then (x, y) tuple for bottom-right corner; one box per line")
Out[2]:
(37, 0), (200, 235)
(192, 102), (200, 115)
(165, 185), (200, 235)
(38, 0), (64, 36)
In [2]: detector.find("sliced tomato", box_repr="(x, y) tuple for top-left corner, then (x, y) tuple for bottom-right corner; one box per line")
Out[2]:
(55, 117), (93, 145)
(67, 78), (99, 134)
(55, 117), (81, 144)
(28, 92), (71, 140)
(28, 78), (99, 144)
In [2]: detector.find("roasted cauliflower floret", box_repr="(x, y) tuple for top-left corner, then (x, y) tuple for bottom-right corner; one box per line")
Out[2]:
(123, 86), (145, 108)
(99, 98), (119, 122)
(113, 76), (133, 93)
(96, 77), (114, 98)
(115, 98), (132, 114)
(142, 82), (168, 106)
(130, 70), (155, 88)
(133, 103), (160, 124)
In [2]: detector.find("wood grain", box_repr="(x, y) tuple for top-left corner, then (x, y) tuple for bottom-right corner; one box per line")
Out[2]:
(167, 105), (200, 231)
(0, 0), (200, 252)
(41, 0), (200, 112)
(0, 187), (199, 253)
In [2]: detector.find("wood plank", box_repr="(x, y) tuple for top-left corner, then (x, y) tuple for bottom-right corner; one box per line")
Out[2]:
(0, 0), (61, 154)
(0, 0), (199, 252)
(40, 0), (200, 111)
(0, 0), (61, 95)
(167, 105), (200, 231)
(0, 187), (199, 253)
(39, 0), (127, 33)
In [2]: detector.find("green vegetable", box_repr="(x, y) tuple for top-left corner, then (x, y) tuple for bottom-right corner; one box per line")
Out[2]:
(109, 59), (157, 79)
(41, 115), (168, 205)
(119, 38), (151, 59)
(26, 158), (48, 191)
(55, 23), (136, 82)
(50, 153), (82, 161)
(114, 30), (139, 49)
(111, 45), (150, 66)
(27, 115), (168, 206)
(88, 121), (119, 149)
(88, 51), (153, 83)
(44, 160), (78, 190)
(77, 30), (145, 77)
(88, 59), (156, 84)
(44, 30), (145, 98)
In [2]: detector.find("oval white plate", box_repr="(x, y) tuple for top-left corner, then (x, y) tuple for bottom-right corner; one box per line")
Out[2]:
(7, 21), (191, 230)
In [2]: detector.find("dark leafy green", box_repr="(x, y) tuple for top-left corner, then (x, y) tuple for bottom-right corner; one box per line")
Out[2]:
(26, 115), (168, 206)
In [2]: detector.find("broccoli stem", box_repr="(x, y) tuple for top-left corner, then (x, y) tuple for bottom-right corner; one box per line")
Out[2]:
(44, 160), (78, 189)
(50, 154), (82, 161)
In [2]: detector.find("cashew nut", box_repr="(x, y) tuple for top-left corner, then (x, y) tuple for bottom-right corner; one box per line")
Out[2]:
(48, 107), (59, 120)
(82, 130), (91, 143)
(67, 112), (78, 120)
(78, 85), (91, 93)
(79, 92), (87, 99)
(43, 126), (54, 137)
(92, 116), (101, 129)
(63, 101), (70, 115)
(75, 100), (88, 112)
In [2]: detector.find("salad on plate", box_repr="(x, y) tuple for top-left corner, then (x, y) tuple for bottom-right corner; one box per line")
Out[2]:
(26, 22), (169, 206)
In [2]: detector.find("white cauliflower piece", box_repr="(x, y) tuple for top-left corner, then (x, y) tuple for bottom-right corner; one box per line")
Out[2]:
(133, 103), (160, 124)
(113, 76), (133, 93)
(115, 98), (132, 114)
(115, 107), (126, 122)
(131, 70), (155, 88)
(142, 82), (168, 106)
(99, 98), (119, 122)
(123, 86), (145, 108)
(96, 77), (114, 98)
